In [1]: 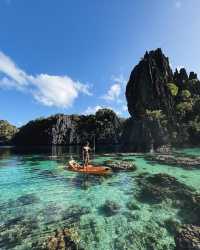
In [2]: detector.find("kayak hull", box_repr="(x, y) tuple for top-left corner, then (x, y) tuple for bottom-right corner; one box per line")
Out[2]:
(67, 164), (112, 175)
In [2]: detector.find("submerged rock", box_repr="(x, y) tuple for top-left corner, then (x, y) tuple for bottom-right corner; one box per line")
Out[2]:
(100, 200), (121, 216)
(136, 173), (192, 204)
(71, 174), (107, 190)
(39, 169), (57, 178)
(146, 154), (200, 169)
(62, 205), (90, 223)
(178, 193), (200, 226)
(104, 160), (136, 171)
(33, 228), (83, 250)
(126, 201), (140, 210)
(164, 218), (181, 235)
(136, 173), (200, 226)
(175, 225), (200, 250)
(16, 193), (40, 205)
(0, 216), (39, 249)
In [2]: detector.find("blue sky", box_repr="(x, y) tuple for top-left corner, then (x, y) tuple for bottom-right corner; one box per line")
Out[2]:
(0, 0), (200, 126)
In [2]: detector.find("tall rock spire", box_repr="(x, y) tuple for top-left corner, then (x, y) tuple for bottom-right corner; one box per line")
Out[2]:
(126, 48), (174, 118)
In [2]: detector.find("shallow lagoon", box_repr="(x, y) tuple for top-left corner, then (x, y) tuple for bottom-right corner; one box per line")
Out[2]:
(0, 146), (199, 249)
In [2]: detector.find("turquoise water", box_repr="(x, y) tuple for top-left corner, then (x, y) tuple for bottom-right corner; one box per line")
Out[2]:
(0, 147), (199, 249)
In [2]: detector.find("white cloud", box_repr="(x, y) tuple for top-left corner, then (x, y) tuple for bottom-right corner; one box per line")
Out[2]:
(0, 52), (27, 86)
(0, 51), (92, 108)
(111, 74), (126, 86)
(74, 81), (92, 96)
(102, 83), (121, 101)
(83, 104), (126, 117)
(29, 74), (80, 108)
(101, 73), (127, 103)
(175, 0), (182, 8)
(84, 105), (103, 115)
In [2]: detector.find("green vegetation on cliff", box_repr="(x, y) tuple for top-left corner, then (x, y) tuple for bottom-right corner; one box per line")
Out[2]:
(0, 120), (18, 145)
(167, 83), (179, 96)
(12, 109), (124, 146)
(125, 48), (200, 150)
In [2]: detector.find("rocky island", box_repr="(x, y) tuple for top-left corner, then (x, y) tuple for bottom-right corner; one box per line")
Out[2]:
(0, 120), (18, 145)
(2, 48), (200, 153)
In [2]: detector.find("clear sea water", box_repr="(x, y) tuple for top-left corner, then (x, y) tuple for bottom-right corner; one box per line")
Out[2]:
(0, 146), (200, 250)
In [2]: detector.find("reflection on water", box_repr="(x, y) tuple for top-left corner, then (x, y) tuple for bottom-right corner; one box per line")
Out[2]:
(0, 146), (199, 250)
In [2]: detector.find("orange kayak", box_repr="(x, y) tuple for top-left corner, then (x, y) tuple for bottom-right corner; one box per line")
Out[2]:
(68, 164), (112, 175)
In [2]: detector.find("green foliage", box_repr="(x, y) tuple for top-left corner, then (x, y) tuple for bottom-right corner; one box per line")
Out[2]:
(145, 110), (166, 120)
(0, 120), (18, 142)
(95, 108), (116, 120)
(176, 102), (193, 117)
(190, 120), (200, 133)
(180, 90), (191, 99)
(167, 83), (179, 96)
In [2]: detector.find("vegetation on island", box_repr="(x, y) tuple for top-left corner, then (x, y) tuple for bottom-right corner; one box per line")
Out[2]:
(0, 120), (18, 145)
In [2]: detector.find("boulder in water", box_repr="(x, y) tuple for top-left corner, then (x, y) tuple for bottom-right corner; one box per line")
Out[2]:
(175, 225), (200, 250)
(105, 160), (136, 171)
(101, 200), (121, 216)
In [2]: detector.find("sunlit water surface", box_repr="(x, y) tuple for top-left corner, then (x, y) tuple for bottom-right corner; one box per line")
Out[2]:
(0, 146), (200, 250)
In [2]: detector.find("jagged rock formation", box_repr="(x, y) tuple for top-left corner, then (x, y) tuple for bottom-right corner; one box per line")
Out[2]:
(123, 48), (200, 151)
(12, 109), (123, 146)
(0, 120), (18, 145)
(4, 48), (200, 150)
(126, 48), (174, 118)
(122, 117), (169, 152)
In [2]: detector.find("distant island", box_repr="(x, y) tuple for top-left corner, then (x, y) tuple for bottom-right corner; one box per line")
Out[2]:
(1, 48), (200, 152)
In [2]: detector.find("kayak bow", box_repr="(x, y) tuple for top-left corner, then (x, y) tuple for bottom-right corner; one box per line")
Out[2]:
(67, 163), (112, 175)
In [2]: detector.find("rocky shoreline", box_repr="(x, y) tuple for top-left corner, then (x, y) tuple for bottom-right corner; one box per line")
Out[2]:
(146, 154), (200, 169)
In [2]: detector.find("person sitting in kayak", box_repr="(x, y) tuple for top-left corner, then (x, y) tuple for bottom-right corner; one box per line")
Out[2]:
(82, 141), (92, 167)
(69, 157), (81, 169)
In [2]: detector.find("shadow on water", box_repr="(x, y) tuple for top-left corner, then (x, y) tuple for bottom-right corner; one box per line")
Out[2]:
(70, 173), (111, 190)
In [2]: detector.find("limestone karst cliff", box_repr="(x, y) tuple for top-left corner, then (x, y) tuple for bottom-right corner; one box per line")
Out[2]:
(12, 109), (123, 146)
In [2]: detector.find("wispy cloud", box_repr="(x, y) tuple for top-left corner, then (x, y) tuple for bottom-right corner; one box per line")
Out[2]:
(111, 73), (126, 86)
(101, 73), (127, 102)
(102, 83), (121, 101)
(84, 105), (103, 115)
(94, 73), (128, 116)
(84, 104), (123, 116)
(0, 51), (92, 108)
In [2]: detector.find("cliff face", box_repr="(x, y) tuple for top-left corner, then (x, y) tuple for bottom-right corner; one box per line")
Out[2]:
(124, 48), (200, 151)
(0, 120), (18, 145)
(126, 48), (174, 119)
(12, 109), (123, 146)
(122, 118), (169, 152)
(5, 48), (200, 151)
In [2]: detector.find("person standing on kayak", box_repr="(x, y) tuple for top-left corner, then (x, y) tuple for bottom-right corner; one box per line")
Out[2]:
(82, 141), (91, 167)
